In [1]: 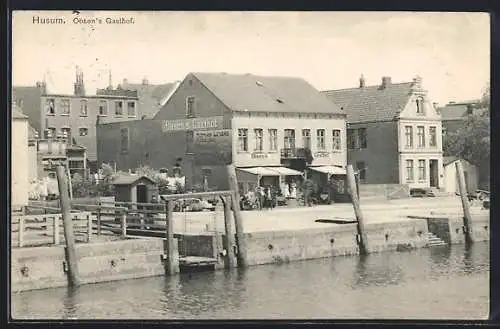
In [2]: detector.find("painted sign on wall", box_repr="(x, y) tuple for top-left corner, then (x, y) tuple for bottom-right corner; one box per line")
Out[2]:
(191, 129), (232, 165)
(162, 116), (224, 132)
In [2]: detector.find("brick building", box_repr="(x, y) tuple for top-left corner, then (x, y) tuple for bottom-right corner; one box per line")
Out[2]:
(322, 75), (443, 190)
(98, 72), (347, 195)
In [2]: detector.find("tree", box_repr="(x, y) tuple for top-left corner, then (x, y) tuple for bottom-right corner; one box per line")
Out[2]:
(443, 113), (490, 173)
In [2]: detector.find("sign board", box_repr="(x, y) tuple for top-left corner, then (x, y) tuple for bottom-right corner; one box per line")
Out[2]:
(162, 116), (224, 132)
(193, 129), (230, 144)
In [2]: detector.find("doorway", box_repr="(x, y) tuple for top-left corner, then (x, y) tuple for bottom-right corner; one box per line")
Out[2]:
(136, 184), (148, 204)
(429, 160), (439, 188)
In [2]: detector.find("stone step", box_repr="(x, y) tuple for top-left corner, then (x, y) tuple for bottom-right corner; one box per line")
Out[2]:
(426, 232), (448, 247)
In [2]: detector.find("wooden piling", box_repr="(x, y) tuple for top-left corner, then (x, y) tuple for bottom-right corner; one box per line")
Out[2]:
(96, 208), (102, 237)
(165, 200), (177, 275)
(221, 196), (236, 269)
(346, 164), (369, 255)
(121, 211), (127, 238)
(87, 214), (92, 242)
(55, 165), (81, 287)
(18, 216), (24, 248)
(455, 161), (475, 245)
(226, 165), (248, 268)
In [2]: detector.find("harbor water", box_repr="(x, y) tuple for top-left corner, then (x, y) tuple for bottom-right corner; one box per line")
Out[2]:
(11, 242), (489, 320)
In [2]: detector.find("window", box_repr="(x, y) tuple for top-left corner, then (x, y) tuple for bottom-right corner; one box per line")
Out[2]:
(358, 128), (367, 149)
(332, 129), (341, 151)
(254, 128), (263, 151)
(347, 129), (357, 149)
(405, 160), (414, 182)
(418, 160), (426, 180)
(284, 129), (295, 149)
(98, 100), (108, 116)
(302, 129), (311, 149)
(417, 126), (425, 147)
(405, 126), (413, 148)
(356, 161), (366, 181)
(45, 99), (55, 115)
(268, 129), (278, 151)
(46, 127), (56, 138)
(316, 129), (326, 150)
(80, 100), (88, 116)
(120, 128), (129, 153)
(61, 128), (71, 142)
(429, 126), (437, 147)
(186, 96), (195, 117)
(79, 128), (88, 136)
(416, 97), (424, 114)
(127, 101), (136, 117)
(115, 101), (123, 116)
(60, 99), (70, 115)
(238, 129), (248, 152)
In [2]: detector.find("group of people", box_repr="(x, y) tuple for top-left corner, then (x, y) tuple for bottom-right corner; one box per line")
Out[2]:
(240, 181), (299, 210)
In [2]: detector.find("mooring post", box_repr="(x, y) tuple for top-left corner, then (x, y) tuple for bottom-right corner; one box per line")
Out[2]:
(455, 161), (475, 245)
(347, 164), (369, 255)
(18, 216), (24, 248)
(226, 165), (248, 268)
(55, 165), (81, 287)
(86, 214), (92, 242)
(221, 196), (236, 269)
(165, 200), (178, 275)
(121, 211), (127, 238)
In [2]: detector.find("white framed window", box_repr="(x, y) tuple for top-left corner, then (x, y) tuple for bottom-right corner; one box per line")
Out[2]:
(115, 101), (123, 116)
(98, 100), (108, 116)
(302, 129), (311, 149)
(80, 100), (88, 116)
(186, 96), (195, 117)
(127, 101), (136, 117)
(238, 128), (248, 152)
(316, 129), (325, 150)
(332, 129), (342, 151)
(45, 99), (55, 115)
(405, 126), (413, 148)
(418, 159), (426, 180)
(61, 127), (71, 142)
(416, 97), (425, 114)
(417, 126), (425, 148)
(79, 127), (88, 137)
(268, 129), (278, 151)
(254, 128), (263, 151)
(60, 99), (70, 115)
(429, 126), (437, 147)
(405, 160), (414, 182)
(284, 129), (295, 149)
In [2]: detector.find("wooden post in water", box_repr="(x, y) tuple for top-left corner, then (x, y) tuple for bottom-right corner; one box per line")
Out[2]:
(165, 200), (177, 275)
(455, 161), (475, 245)
(346, 164), (369, 256)
(221, 196), (236, 269)
(226, 165), (248, 268)
(55, 165), (81, 287)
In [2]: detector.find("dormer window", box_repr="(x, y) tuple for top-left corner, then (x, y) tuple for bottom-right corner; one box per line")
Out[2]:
(416, 97), (425, 115)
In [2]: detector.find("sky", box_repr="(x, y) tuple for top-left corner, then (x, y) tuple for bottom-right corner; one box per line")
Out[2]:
(12, 11), (490, 105)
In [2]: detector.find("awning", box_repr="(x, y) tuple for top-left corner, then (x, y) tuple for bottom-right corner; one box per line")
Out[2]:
(267, 167), (304, 176)
(237, 167), (281, 176)
(309, 165), (346, 175)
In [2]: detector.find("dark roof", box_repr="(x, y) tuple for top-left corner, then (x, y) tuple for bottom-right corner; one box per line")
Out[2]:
(438, 100), (487, 121)
(111, 174), (156, 185)
(121, 82), (175, 101)
(192, 72), (343, 115)
(322, 82), (414, 123)
(12, 103), (27, 119)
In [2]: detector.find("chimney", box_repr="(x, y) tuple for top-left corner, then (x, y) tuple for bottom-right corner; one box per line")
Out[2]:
(381, 76), (391, 89)
(412, 75), (423, 88)
(142, 78), (149, 85)
(74, 66), (86, 96)
(36, 81), (47, 94)
(359, 74), (365, 88)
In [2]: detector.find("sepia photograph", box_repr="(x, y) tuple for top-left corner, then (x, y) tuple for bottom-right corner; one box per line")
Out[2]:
(10, 11), (490, 320)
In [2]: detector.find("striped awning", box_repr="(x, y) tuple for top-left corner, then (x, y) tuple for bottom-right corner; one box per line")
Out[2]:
(237, 167), (281, 176)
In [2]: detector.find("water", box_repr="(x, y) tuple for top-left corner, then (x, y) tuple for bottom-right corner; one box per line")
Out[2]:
(11, 242), (490, 320)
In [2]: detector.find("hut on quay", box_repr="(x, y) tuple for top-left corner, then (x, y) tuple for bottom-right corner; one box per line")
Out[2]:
(111, 174), (158, 208)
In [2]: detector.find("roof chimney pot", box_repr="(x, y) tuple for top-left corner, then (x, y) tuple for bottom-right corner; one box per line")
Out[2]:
(381, 76), (391, 89)
(359, 74), (366, 88)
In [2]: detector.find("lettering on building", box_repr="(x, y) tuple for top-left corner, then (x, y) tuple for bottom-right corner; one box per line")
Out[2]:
(314, 151), (330, 158)
(162, 116), (224, 132)
(194, 129), (230, 144)
(251, 152), (268, 159)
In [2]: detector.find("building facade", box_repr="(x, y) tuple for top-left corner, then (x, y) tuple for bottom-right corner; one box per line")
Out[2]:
(12, 104), (29, 210)
(98, 72), (347, 194)
(323, 75), (443, 190)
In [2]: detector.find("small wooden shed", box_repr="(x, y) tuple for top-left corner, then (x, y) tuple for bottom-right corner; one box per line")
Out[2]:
(111, 175), (158, 207)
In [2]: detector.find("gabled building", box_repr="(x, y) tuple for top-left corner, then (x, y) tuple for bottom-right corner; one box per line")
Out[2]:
(98, 72), (347, 196)
(322, 75), (443, 190)
(438, 99), (489, 136)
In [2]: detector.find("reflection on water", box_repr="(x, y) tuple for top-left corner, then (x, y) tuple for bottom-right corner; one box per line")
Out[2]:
(11, 242), (489, 320)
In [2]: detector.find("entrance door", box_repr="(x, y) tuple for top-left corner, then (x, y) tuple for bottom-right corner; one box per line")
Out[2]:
(136, 184), (148, 207)
(429, 160), (439, 188)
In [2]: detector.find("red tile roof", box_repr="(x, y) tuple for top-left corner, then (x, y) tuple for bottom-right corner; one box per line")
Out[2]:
(322, 82), (414, 123)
